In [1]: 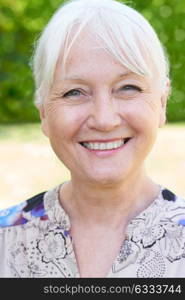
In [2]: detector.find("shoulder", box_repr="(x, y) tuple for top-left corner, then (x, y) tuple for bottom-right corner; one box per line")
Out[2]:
(0, 191), (47, 228)
(161, 186), (185, 205)
(161, 187), (178, 202)
(160, 187), (185, 225)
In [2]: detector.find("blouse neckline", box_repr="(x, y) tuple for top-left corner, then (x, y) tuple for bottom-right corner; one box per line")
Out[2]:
(43, 182), (164, 278)
(43, 182), (164, 233)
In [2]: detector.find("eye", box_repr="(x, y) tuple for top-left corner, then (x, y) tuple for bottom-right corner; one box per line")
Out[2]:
(63, 89), (82, 97)
(120, 85), (143, 92)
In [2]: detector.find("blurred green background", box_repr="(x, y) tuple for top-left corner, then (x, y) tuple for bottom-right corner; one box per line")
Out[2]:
(0, 0), (185, 123)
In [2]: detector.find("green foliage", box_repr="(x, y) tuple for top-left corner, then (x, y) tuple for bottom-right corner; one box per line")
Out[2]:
(0, 0), (185, 122)
(133, 0), (185, 122)
(0, 0), (64, 122)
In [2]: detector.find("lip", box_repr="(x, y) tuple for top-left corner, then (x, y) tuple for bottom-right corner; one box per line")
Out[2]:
(79, 137), (132, 157)
(79, 137), (127, 143)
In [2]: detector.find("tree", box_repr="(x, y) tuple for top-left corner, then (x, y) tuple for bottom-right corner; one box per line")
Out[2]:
(0, 0), (184, 122)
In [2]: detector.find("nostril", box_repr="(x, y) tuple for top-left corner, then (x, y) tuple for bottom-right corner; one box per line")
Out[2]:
(87, 112), (122, 131)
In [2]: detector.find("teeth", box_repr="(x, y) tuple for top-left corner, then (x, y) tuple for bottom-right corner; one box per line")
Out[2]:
(82, 139), (126, 150)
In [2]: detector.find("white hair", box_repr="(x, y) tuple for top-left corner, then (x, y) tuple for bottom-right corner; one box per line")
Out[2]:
(32, 0), (170, 108)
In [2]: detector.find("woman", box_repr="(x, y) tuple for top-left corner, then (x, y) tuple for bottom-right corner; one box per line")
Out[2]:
(0, 0), (185, 278)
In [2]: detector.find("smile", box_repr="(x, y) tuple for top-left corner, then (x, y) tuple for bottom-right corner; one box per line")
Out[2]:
(80, 138), (131, 151)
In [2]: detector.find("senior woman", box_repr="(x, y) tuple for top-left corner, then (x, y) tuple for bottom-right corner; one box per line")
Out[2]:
(0, 0), (185, 278)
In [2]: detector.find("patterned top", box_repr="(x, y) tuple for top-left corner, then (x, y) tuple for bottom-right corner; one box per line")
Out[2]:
(0, 183), (185, 278)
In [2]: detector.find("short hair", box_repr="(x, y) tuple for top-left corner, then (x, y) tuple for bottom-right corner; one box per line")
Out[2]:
(32, 0), (170, 108)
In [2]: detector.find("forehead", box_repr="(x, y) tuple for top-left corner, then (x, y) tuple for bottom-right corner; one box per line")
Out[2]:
(55, 30), (150, 83)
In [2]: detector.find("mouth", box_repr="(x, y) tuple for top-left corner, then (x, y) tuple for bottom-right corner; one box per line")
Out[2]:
(79, 138), (131, 151)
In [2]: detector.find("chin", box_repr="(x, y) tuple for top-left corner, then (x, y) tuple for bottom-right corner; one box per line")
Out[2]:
(86, 172), (127, 187)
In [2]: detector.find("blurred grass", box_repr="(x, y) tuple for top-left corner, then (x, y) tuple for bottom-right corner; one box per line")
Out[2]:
(0, 123), (44, 142)
(0, 122), (185, 209)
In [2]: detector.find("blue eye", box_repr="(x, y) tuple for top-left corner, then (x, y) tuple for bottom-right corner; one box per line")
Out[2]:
(63, 89), (82, 97)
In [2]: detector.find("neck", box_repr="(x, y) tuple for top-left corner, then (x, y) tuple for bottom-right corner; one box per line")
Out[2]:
(59, 167), (159, 230)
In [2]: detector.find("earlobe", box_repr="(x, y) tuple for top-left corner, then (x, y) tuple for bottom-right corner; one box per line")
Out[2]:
(39, 105), (45, 120)
(39, 106), (49, 137)
(159, 97), (167, 127)
(159, 79), (170, 127)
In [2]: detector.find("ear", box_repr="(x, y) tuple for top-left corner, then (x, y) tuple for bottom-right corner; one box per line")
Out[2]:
(39, 105), (49, 137)
(159, 79), (170, 127)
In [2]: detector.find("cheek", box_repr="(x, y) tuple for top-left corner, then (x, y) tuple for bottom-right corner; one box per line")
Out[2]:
(122, 100), (160, 134)
(122, 103), (159, 158)
(47, 104), (87, 141)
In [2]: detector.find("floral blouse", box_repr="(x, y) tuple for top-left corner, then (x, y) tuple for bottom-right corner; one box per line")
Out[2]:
(0, 183), (185, 278)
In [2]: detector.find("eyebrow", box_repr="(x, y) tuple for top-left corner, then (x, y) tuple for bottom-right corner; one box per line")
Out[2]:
(63, 71), (138, 82)
(118, 71), (139, 78)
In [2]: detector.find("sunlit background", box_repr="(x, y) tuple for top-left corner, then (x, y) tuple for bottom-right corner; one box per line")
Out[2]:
(0, 0), (185, 209)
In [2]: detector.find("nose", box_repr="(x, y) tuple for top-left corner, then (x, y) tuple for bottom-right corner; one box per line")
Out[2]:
(87, 95), (122, 132)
